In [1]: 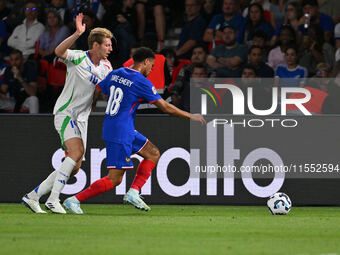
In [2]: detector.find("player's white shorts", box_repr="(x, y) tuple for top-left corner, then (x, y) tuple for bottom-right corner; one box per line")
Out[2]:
(54, 114), (88, 151)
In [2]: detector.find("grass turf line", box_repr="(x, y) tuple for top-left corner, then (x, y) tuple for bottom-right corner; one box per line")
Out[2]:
(0, 204), (340, 255)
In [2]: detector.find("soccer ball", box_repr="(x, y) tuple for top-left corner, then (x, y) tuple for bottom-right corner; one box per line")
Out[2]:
(267, 192), (292, 215)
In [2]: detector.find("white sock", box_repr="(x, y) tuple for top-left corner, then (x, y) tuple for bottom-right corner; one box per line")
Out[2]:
(47, 157), (77, 202)
(28, 171), (57, 201)
(129, 188), (139, 194)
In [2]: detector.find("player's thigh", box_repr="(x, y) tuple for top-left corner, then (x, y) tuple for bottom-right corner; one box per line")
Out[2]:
(131, 131), (149, 155)
(133, 131), (160, 161)
(75, 120), (88, 151)
(106, 141), (134, 170)
(54, 115), (84, 159)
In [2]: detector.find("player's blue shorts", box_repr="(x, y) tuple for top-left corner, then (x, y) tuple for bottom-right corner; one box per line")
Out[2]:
(106, 130), (148, 170)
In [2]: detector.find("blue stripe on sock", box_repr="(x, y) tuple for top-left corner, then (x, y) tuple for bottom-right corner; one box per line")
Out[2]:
(34, 185), (40, 193)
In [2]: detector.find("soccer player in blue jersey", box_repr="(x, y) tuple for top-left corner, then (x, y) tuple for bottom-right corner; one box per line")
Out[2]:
(64, 47), (205, 214)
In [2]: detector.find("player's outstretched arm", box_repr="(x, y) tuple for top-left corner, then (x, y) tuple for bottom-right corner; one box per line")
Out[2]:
(154, 98), (206, 124)
(55, 13), (86, 60)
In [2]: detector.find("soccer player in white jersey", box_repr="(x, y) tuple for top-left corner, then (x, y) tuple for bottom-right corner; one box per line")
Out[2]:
(21, 13), (114, 214)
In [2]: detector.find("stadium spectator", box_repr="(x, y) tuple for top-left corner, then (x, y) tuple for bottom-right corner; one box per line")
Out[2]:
(242, 0), (275, 26)
(0, 19), (7, 56)
(269, 0), (287, 29)
(247, 45), (274, 77)
(239, 0), (251, 12)
(275, 45), (308, 87)
(203, 0), (246, 45)
(314, 63), (340, 113)
(128, 42), (141, 58)
(268, 25), (296, 70)
(7, 1), (45, 60)
(201, 0), (219, 25)
(0, 49), (39, 113)
(123, 34), (168, 91)
(67, 0), (106, 21)
(4, 1), (25, 33)
(315, 62), (331, 78)
(239, 3), (274, 45)
(207, 24), (248, 77)
(299, 24), (335, 76)
(334, 23), (340, 62)
(317, 0), (340, 25)
(176, 0), (207, 59)
(0, 56), (8, 85)
(175, 62), (209, 111)
(5, 0), (46, 33)
(270, 2), (302, 46)
(287, 63), (340, 114)
(241, 63), (257, 79)
(0, 0), (10, 21)
(48, 0), (73, 26)
(299, 0), (334, 43)
(135, 0), (166, 49)
(251, 29), (266, 48)
(38, 10), (70, 61)
(102, 0), (138, 66)
(240, 64), (275, 113)
(160, 47), (177, 78)
(76, 9), (101, 51)
(170, 44), (212, 105)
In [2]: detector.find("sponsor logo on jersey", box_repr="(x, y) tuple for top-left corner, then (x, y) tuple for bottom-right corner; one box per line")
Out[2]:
(152, 87), (157, 95)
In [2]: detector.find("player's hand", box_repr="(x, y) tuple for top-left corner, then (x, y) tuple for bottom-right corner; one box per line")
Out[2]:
(190, 114), (206, 125)
(75, 13), (86, 36)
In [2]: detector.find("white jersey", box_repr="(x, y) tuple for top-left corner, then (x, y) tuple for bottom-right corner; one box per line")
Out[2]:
(53, 49), (112, 121)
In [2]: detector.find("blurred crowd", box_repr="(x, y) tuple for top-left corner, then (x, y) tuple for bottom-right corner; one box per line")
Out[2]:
(0, 0), (340, 114)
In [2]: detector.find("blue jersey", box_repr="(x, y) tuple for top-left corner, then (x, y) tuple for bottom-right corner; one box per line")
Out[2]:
(275, 65), (308, 87)
(99, 67), (161, 144)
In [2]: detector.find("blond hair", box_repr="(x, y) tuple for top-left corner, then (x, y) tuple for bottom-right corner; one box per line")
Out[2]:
(88, 28), (113, 49)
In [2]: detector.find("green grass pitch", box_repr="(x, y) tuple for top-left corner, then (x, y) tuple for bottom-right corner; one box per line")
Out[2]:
(0, 204), (340, 255)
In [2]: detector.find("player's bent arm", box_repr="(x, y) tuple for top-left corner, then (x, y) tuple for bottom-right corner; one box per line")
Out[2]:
(55, 13), (85, 59)
(55, 32), (81, 59)
(154, 98), (206, 124)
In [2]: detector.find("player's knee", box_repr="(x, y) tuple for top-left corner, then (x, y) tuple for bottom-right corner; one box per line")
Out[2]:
(114, 176), (123, 186)
(108, 175), (123, 186)
(151, 147), (160, 163)
(68, 147), (84, 162)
